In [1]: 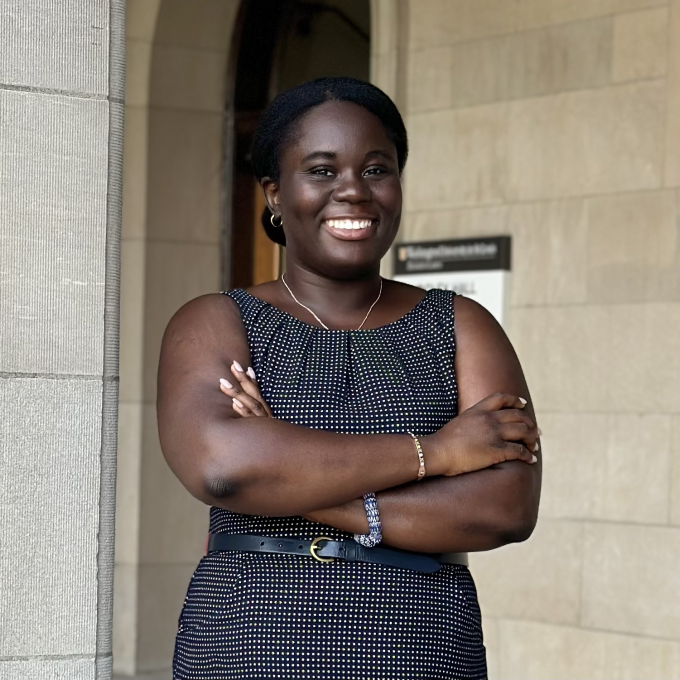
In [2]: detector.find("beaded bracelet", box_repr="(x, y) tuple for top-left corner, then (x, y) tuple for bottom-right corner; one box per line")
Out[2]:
(354, 492), (382, 548)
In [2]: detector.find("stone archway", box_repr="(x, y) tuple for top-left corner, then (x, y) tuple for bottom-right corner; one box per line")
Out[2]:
(116, 0), (403, 674)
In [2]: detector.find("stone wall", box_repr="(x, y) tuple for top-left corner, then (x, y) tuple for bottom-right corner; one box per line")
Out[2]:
(399, 1), (680, 677)
(0, 1), (124, 679)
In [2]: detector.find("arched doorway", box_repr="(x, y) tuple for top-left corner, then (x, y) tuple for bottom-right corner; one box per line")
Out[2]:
(116, 1), (378, 676)
(227, 0), (371, 290)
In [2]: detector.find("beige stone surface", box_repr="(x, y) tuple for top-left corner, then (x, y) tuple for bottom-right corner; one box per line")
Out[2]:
(506, 81), (666, 201)
(509, 199), (588, 306)
(0, 659), (96, 680)
(665, 0), (680, 186)
(409, 0), (518, 50)
(540, 413), (672, 523)
(126, 0), (163, 41)
(406, 47), (452, 113)
(119, 239), (146, 403)
(142, 242), (221, 402)
(126, 39), (153, 108)
(147, 109), (223, 244)
(150, 44), (227, 113)
(482, 617), (500, 679)
(472, 519), (583, 625)
(116, 403), (143, 565)
(587, 189), (680, 303)
(122, 107), (149, 242)
(582, 523), (680, 638)
(673, 415), (680, 525)
(400, 204), (510, 242)
(154, 0), (240, 51)
(517, 0), (667, 32)
(113, 563), (138, 676)
(447, 19), (612, 109)
(509, 303), (680, 414)
(138, 405), (209, 565)
(406, 104), (507, 210)
(613, 7), (669, 82)
(136, 563), (198, 673)
(498, 619), (680, 679)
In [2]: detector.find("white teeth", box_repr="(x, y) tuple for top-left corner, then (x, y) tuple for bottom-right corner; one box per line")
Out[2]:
(326, 219), (373, 230)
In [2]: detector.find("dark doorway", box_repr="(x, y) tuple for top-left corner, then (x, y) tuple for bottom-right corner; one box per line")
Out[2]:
(226, 0), (371, 289)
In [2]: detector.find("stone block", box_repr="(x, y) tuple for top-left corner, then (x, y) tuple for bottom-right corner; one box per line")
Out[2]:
(498, 619), (680, 679)
(150, 44), (227, 113)
(507, 81), (665, 201)
(409, 0), (518, 50)
(115, 402), (143, 565)
(125, 39), (153, 108)
(539, 413), (672, 523)
(582, 523), (680, 639)
(154, 0), (241, 51)
(119, 240), (147, 403)
(510, 303), (680, 413)
(672, 415), (680, 525)
(142, 242), (221, 403)
(400, 205), (510, 243)
(0, 0), (108, 94)
(139, 405), (209, 565)
(406, 47), (452, 113)
(517, 0), (667, 32)
(122, 107), (149, 242)
(587, 190), (680, 303)
(508, 199), (588, 306)
(482, 617), (500, 680)
(147, 109), (223, 244)
(0, 659), (95, 680)
(613, 7), (669, 82)
(0, 378), (101, 656)
(471, 519), (582, 626)
(665, 0), (680, 186)
(405, 104), (507, 211)
(0, 91), (107, 376)
(448, 19), (612, 109)
(136, 563), (198, 673)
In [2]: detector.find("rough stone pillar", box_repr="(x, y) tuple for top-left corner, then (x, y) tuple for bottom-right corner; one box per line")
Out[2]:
(0, 2), (125, 679)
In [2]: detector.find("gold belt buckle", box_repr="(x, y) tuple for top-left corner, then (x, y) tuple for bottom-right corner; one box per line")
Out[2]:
(310, 536), (334, 563)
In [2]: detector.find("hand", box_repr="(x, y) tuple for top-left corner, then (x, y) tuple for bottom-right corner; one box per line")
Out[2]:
(425, 393), (539, 477)
(219, 361), (273, 418)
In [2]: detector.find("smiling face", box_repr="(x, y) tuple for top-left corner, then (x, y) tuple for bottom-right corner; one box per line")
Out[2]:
(262, 100), (403, 279)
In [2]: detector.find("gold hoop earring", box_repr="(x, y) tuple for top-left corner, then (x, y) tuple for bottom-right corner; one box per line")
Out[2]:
(270, 214), (283, 228)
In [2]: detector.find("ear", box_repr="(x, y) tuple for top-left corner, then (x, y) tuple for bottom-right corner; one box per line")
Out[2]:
(261, 177), (280, 216)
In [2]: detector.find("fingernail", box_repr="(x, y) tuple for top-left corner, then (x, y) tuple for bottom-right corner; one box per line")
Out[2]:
(533, 442), (540, 452)
(531, 454), (538, 464)
(233, 398), (243, 408)
(233, 360), (244, 372)
(247, 367), (256, 380)
(538, 427), (543, 436)
(220, 378), (232, 389)
(519, 397), (527, 406)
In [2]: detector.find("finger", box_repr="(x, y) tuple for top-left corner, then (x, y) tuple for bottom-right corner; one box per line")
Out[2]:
(494, 409), (537, 429)
(500, 442), (538, 465)
(498, 421), (540, 452)
(230, 362), (272, 417)
(219, 378), (270, 417)
(232, 397), (255, 418)
(475, 392), (528, 412)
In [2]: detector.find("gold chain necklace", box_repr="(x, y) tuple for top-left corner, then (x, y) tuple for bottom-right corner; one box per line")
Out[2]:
(281, 274), (383, 331)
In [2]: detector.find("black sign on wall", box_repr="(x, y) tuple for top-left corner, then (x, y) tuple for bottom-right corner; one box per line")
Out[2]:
(394, 236), (512, 275)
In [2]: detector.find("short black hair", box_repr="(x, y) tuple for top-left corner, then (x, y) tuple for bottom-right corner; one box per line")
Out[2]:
(251, 77), (408, 246)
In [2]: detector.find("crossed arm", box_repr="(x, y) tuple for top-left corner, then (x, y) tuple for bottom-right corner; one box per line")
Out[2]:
(157, 293), (541, 554)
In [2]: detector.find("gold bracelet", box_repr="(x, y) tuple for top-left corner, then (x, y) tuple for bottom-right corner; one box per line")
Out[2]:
(408, 432), (426, 481)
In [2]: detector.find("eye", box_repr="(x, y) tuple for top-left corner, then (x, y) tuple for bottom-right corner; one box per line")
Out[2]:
(308, 167), (334, 177)
(364, 166), (389, 177)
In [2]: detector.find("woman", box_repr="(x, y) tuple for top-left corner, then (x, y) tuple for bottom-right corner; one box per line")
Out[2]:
(158, 77), (541, 680)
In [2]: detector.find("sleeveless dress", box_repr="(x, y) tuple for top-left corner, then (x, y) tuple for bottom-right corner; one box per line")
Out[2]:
(173, 288), (487, 680)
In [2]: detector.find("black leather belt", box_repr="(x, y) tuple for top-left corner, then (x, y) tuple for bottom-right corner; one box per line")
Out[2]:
(207, 533), (468, 574)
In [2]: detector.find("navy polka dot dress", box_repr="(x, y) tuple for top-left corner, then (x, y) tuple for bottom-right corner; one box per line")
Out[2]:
(173, 288), (488, 680)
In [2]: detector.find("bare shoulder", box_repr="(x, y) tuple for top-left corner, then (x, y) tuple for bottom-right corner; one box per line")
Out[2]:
(453, 294), (504, 336)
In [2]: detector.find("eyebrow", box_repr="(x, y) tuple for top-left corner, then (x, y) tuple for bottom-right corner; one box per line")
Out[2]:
(301, 149), (395, 163)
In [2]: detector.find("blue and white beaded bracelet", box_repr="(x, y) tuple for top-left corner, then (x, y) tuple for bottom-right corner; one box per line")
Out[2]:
(354, 492), (382, 548)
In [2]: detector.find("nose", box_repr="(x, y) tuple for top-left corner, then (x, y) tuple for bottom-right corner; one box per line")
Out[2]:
(332, 170), (371, 204)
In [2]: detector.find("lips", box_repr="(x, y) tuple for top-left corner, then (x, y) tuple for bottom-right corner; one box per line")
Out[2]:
(322, 218), (377, 241)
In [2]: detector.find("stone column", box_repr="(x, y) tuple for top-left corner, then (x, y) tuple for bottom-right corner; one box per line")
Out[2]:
(0, 2), (125, 679)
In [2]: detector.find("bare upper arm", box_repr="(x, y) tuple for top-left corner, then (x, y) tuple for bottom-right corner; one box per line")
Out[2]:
(156, 293), (251, 499)
(453, 295), (533, 415)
